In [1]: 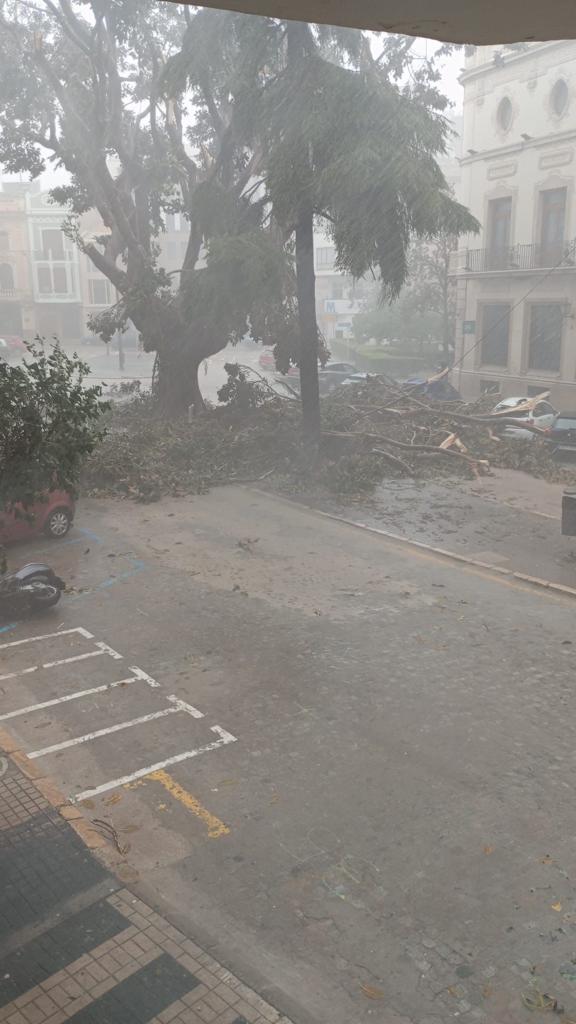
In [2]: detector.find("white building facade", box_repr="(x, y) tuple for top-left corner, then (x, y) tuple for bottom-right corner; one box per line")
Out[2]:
(452, 41), (576, 406)
(26, 189), (83, 342)
(313, 227), (364, 350)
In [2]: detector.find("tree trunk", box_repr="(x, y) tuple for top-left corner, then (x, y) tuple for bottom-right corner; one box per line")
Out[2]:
(156, 345), (205, 415)
(286, 20), (321, 441)
(295, 206), (321, 439)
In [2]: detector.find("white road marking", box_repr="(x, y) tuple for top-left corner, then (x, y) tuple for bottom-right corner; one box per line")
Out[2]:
(0, 623), (239, 801)
(0, 641), (123, 682)
(0, 667), (160, 722)
(28, 703), (182, 759)
(71, 725), (238, 802)
(167, 695), (204, 719)
(0, 627), (94, 650)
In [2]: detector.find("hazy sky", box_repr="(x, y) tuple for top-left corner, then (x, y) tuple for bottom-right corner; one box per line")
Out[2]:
(437, 47), (465, 108)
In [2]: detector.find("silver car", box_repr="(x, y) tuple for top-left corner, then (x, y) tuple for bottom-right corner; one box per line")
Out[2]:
(492, 396), (557, 439)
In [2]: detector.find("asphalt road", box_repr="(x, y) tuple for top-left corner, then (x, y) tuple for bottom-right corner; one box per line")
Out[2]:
(76, 339), (267, 403)
(2, 488), (576, 1024)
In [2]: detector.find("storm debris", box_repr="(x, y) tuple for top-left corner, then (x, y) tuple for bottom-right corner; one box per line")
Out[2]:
(83, 371), (576, 501)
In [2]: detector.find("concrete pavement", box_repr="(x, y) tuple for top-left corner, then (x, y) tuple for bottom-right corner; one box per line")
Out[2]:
(2, 487), (576, 1024)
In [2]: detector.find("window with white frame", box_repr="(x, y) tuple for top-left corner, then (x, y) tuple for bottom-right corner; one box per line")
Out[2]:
(316, 246), (336, 269)
(88, 278), (112, 305)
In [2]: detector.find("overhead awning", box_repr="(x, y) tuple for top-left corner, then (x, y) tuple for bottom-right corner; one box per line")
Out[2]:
(168, 0), (576, 43)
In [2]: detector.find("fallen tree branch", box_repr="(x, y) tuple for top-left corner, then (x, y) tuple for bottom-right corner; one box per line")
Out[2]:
(446, 413), (548, 436)
(324, 429), (487, 464)
(439, 432), (458, 450)
(372, 447), (412, 473)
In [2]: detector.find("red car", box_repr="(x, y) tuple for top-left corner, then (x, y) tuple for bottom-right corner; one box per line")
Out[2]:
(0, 491), (75, 544)
(259, 350), (276, 371)
(0, 335), (26, 361)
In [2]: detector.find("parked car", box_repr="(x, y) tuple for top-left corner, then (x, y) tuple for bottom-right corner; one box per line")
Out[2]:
(0, 335), (26, 360)
(492, 396), (557, 439)
(318, 361), (357, 393)
(341, 372), (384, 386)
(259, 350), (276, 371)
(0, 491), (75, 545)
(274, 361), (357, 394)
(545, 411), (576, 453)
(403, 376), (462, 401)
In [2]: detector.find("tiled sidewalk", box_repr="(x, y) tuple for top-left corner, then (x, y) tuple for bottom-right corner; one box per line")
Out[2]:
(0, 752), (292, 1024)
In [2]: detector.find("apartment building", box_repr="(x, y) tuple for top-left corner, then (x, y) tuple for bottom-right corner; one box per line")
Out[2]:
(26, 188), (83, 342)
(0, 184), (35, 337)
(314, 227), (364, 346)
(452, 41), (576, 405)
(0, 182), (193, 345)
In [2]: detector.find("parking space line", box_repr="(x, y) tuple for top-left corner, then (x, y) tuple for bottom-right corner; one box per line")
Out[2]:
(72, 725), (238, 802)
(167, 695), (204, 719)
(0, 642), (122, 683)
(28, 703), (182, 759)
(0, 627), (94, 650)
(0, 667), (160, 722)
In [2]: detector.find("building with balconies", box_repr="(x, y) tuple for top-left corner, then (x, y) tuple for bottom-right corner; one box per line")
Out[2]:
(0, 184), (35, 339)
(26, 189), (83, 343)
(451, 41), (576, 406)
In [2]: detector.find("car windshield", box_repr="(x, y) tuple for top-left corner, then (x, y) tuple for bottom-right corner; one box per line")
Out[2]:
(555, 416), (576, 428)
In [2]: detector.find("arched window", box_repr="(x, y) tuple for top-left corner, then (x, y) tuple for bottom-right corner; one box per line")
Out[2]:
(497, 96), (513, 132)
(551, 79), (569, 117)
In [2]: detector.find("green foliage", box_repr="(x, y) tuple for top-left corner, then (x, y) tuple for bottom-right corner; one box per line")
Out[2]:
(83, 398), (302, 501)
(260, 27), (480, 301)
(181, 229), (297, 350)
(354, 301), (443, 348)
(354, 230), (458, 355)
(0, 342), (108, 509)
(217, 364), (270, 410)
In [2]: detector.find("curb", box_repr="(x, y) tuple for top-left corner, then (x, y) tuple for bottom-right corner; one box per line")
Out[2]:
(248, 488), (576, 602)
(0, 725), (108, 851)
(313, 508), (576, 600)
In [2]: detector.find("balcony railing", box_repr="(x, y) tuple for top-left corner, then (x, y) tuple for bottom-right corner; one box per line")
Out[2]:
(0, 286), (22, 299)
(451, 240), (576, 274)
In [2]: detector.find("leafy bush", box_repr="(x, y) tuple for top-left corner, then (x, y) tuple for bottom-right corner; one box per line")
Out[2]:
(1, 341), (107, 509)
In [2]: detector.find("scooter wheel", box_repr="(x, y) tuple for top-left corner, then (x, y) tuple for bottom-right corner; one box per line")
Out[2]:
(27, 576), (62, 609)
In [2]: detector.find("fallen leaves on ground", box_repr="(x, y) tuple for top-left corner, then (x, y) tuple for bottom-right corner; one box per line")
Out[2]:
(360, 983), (386, 999)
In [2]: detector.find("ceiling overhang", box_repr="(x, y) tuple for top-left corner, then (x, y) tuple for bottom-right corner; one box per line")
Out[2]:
(169, 0), (576, 44)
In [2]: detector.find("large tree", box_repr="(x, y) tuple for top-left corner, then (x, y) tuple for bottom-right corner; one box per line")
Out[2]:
(0, 1), (295, 412)
(262, 25), (477, 433)
(183, 19), (478, 434)
(0, 3), (477, 430)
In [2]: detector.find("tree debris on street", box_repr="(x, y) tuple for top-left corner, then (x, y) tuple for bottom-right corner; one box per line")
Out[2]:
(83, 370), (576, 501)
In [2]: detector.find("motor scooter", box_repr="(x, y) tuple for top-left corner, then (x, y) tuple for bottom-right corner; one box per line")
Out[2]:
(0, 563), (65, 614)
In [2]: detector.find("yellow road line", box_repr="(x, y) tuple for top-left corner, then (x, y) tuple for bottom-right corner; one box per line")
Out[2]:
(146, 769), (230, 838)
